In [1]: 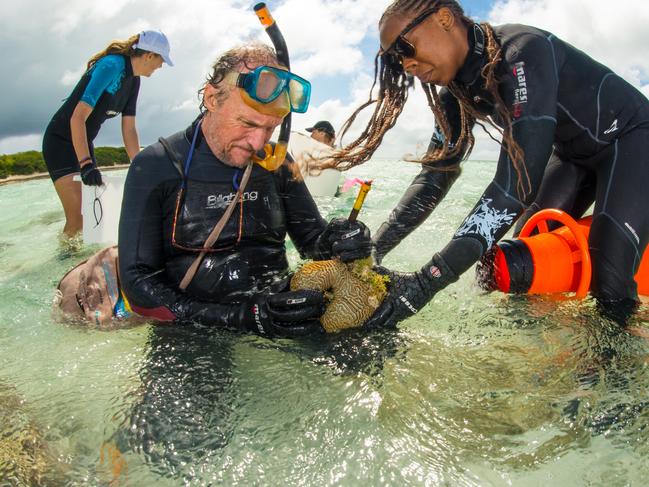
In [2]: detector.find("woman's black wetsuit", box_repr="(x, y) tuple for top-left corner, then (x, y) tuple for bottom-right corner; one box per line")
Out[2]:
(118, 119), (328, 324)
(43, 54), (140, 181)
(374, 23), (649, 302)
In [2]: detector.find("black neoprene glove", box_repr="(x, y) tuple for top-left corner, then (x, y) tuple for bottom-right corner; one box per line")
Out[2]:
(313, 217), (372, 262)
(170, 288), (324, 337)
(80, 160), (103, 186)
(235, 289), (325, 337)
(362, 253), (458, 329)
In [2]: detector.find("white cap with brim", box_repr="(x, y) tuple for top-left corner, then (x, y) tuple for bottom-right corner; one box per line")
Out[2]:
(134, 30), (174, 66)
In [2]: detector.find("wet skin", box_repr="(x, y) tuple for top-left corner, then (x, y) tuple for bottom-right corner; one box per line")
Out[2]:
(132, 52), (164, 77)
(379, 7), (470, 86)
(201, 81), (285, 168)
(140, 53), (164, 77)
(310, 129), (335, 147)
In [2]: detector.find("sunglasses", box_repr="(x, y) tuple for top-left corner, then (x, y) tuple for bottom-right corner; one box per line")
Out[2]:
(226, 65), (311, 114)
(382, 7), (439, 69)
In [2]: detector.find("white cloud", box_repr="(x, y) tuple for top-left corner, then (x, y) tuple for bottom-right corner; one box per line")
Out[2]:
(489, 0), (649, 88)
(61, 67), (85, 87)
(0, 0), (390, 149)
(3, 0), (648, 163)
(0, 134), (43, 155)
(275, 0), (389, 77)
(292, 70), (434, 159)
(299, 69), (501, 161)
(51, 0), (136, 35)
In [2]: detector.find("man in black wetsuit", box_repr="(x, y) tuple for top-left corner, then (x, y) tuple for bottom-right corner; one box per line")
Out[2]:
(327, 1), (649, 326)
(118, 43), (371, 337)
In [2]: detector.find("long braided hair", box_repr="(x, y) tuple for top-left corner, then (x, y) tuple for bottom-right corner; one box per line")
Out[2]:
(327, 0), (530, 199)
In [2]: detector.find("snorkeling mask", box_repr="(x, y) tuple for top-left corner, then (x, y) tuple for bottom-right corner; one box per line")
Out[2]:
(226, 65), (311, 118)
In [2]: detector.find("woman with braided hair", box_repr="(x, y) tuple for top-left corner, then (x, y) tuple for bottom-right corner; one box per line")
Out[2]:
(329, 0), (649, 326)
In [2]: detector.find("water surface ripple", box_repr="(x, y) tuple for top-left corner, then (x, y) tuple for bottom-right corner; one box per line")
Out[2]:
(0, 163), (647, 486)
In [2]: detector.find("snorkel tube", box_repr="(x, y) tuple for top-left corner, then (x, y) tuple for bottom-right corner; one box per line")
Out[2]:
(252, 2), (290, 171)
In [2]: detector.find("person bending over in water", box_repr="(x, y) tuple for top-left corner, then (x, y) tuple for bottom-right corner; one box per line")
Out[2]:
(326, 0), (649, 325)
(43, 30), (172, 242)
(118, 43), (372, 337)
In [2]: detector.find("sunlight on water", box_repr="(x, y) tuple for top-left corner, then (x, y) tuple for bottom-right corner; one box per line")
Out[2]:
(1, 161), (648, 485)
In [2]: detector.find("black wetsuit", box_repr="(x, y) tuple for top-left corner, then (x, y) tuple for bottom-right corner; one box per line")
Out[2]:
(374, 23), (649, 302)
(43, 54), (140, 181)
(118, 119), (328, 325)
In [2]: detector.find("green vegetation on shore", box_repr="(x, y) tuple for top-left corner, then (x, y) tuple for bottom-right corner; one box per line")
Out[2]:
(0, 147), (129, 179)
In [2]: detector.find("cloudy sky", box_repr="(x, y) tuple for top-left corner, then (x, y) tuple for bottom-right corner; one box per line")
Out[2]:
(2, 0), (649, 160)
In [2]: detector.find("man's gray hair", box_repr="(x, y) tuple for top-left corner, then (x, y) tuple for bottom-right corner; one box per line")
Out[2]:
(198, 43), (280, 112)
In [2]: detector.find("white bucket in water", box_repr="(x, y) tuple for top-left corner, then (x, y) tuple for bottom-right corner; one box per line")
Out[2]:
(73, 175), (125, 245)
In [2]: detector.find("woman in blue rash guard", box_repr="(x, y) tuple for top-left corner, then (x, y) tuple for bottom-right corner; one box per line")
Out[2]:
(326, 0), (649, 325)
(42, 30), (173, 240)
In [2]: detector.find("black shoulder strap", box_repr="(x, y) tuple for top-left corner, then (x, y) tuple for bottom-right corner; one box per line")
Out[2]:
(158, 136), (184, 178)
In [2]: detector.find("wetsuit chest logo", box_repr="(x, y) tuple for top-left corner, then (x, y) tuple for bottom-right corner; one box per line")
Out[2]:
(206, 191), (259, 209)
(455, 197), (517, 248)
(604, 119), (619, 135)
(512, 62), (528, 119)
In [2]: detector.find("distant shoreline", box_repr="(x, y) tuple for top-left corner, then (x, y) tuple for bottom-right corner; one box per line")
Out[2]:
(0, 164), (130, 186)
(0, 158), (497, 187)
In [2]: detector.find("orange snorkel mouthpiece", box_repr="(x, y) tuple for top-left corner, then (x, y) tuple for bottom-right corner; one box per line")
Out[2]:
(253, 142), (289, 172)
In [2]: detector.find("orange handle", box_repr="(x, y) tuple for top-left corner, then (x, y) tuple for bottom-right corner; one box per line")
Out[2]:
(348, 180), (372, 222)
(254, 3), (274, 27)
(518, 209), (592, 298)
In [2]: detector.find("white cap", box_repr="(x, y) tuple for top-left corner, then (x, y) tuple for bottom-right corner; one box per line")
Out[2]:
(134, 30), (173, 66)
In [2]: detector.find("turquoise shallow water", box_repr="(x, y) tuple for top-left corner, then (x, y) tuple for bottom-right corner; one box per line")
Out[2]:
(1, 160), (648, 486)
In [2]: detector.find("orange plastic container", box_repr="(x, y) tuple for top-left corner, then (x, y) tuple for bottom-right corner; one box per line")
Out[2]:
(491, 209), (649, 297)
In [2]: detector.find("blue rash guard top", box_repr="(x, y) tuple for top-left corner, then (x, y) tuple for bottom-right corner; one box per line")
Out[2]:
(47, 54), (140, 142)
